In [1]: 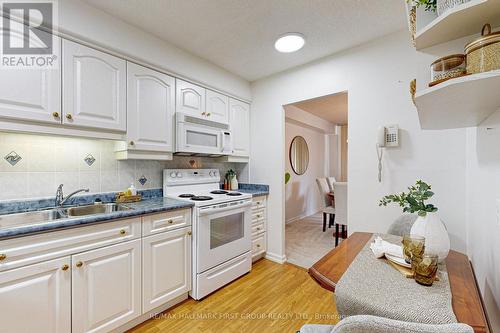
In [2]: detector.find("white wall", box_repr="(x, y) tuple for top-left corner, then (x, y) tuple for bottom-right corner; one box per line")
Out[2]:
(465, 117), (500, 332)
(57, 0), (251, 101)
(285, 121), (327, 224)
(250, 30), (467, 264)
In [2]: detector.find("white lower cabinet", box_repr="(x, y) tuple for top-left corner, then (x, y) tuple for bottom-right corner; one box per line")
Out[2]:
(251, 195), (267, 261)
(0, 256), (71, 333)
(71, 239), (141, 333)
(142, 227), (192, 312)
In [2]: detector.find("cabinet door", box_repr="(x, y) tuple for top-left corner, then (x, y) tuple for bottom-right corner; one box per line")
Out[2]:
(72, 239), (141, 333)
(127, 62), (175, 152)
(0, 257), (71, 333)
(0, 35), (61, 125)
(206, 90), (229, 124)
(229, 98), (250, 156)
(142, 227), (191, 312)
(176, 79), (206, 118)
(63, 40), (126, 132)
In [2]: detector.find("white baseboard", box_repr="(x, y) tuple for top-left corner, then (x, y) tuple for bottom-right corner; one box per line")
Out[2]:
(285, 210), (323, 224)
(265, 251), (287, 264)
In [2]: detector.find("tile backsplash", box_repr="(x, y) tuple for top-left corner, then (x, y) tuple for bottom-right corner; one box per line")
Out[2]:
(0, 132), (248, 201)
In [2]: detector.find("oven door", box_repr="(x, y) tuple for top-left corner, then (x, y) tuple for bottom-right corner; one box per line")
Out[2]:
(197, 200), (252, 273)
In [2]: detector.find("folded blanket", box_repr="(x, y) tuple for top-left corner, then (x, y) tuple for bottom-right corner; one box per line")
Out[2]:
(370, 236), (404, 259)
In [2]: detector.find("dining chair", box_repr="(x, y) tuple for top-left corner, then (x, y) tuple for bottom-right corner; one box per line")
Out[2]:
(332, 182), (347, 246)
(299, 315), (474, 333)
(316, 178), (335, 232)
(326, 177), (337, 192)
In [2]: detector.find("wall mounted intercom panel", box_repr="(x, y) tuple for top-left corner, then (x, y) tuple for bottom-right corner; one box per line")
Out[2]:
(377, 125), (399, 148)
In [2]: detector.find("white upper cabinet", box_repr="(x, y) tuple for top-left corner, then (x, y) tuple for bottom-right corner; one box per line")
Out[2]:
(142, 227), (192, 312)
(63, 40), (126, 132)
(0, 34), (61, 125)
(176, 79), (206, 118)
(127, 62), (175, 152)
(71, 239), (141, 333)
(229, 98), (250, 157)
(206, 90), (229, 124)
(0, 256), (71, 333)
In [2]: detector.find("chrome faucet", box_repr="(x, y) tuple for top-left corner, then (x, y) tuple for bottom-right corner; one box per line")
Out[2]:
(55, 184), (90, 207)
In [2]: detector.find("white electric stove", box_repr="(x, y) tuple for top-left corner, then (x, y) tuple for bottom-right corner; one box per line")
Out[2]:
(163, 169), (252, 300)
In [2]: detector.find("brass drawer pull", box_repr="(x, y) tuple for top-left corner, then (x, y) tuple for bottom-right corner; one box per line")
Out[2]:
(61, 264), (69, 271)
(52, 112), (60, 118)
(187, 231), (192, 236)
(0, 254), (6, 261)
(201, 112), (206, 116)
(168, 219), (174, 224)
(66, 113), (73, 120)
(76, 261), (83, 268)
(257, 215), (261, 218)
(206, 113), (211, 116)
(129, 141), (135, 146)
(257, 227), (261, 231)
(256, 244), (261, 248)
(120, 229), (126, 235)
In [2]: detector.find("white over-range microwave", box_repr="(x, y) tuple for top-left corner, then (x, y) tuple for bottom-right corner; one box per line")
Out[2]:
(175, 113), (233, 156)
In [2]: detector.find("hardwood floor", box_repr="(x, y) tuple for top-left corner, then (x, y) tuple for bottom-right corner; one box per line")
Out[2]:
(128, 259), (339, 333)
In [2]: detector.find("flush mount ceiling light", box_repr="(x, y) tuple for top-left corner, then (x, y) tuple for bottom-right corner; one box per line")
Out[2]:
(274, 33), (305, 53)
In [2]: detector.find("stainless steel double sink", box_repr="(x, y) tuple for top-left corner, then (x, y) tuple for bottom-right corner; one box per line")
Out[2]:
(0, 203), (133, 229)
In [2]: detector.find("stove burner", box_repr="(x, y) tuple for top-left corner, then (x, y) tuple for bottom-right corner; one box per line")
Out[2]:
(178, 194), (195, 198)
(210, 190), (228, 194)
(226, 192), (243, 196)
(191, 196), (213, 201)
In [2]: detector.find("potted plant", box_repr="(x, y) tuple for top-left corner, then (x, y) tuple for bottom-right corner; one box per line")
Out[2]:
(407, 0), (437, 12)
(379, 180), (450, 262)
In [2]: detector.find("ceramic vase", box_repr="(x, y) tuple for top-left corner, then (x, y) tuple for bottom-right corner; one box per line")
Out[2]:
(230, 176), (238, 191)
(410, 212), (450, 262)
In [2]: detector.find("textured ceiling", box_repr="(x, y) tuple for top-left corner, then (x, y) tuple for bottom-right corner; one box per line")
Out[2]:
(293, 92), (348, 125)
(82, 0), (407, 81)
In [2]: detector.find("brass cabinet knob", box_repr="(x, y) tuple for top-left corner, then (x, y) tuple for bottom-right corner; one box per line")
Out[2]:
(119, 229), (126, 235)
(129, 141), (135, 146)
(201, 112), (206, 116)
(256, 202), (261, 205)
(66, 113), (73, 120)
(52, 112), (60, 118)
(168, 219), (174, 224)
(257, 227), (261, 231)
(256, 244), (261, 248)
(207, 113), (211, 116)
(257, 215), (261, 218)
(0, 254), (6, 261)
(61, 264), (69, 271)
(76, 261), (83, 268)
(187, 231), (192, 236)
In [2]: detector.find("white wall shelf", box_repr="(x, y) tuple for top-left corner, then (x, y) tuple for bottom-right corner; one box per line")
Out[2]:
(415, 70), (500, 129)
(415, 0), (500, 50)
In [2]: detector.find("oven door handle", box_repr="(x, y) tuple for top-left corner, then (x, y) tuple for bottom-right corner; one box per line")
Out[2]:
(199, 201), (251, 216)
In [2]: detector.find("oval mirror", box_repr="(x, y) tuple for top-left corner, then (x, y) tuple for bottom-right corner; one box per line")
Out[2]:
(289, 136), (309, 175)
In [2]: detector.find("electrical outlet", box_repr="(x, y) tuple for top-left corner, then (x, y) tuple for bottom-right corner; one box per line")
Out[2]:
(496, 199), (500, 227)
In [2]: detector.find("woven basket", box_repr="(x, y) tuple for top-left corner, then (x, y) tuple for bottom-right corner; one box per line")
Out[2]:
(437, 0), (471, 16)
(465, 24), (500, 74)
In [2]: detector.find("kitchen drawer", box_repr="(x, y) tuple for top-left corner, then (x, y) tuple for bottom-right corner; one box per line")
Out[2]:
(252, 196), (266, 210)
(142, 208), (191, 236)
(252, 208), (265, 225)
(0, 217), (141, 272)
(252, 233), (266, 258)
(251, 222), (265, 237)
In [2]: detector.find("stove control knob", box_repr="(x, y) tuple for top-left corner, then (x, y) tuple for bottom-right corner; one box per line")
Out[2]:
(176, 172), (183, 178)
(170, 172), (177, 178)
(209, 171), (215, 177)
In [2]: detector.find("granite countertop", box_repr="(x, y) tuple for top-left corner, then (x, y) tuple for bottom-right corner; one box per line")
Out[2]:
(0, 197), (193, 240)
(236, 183), (269, 197)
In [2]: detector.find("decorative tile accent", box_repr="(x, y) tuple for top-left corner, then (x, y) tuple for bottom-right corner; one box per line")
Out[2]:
(138, 175), (147, 185)
(4, 151), (22, 166)
(84, 154), (96, 166)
